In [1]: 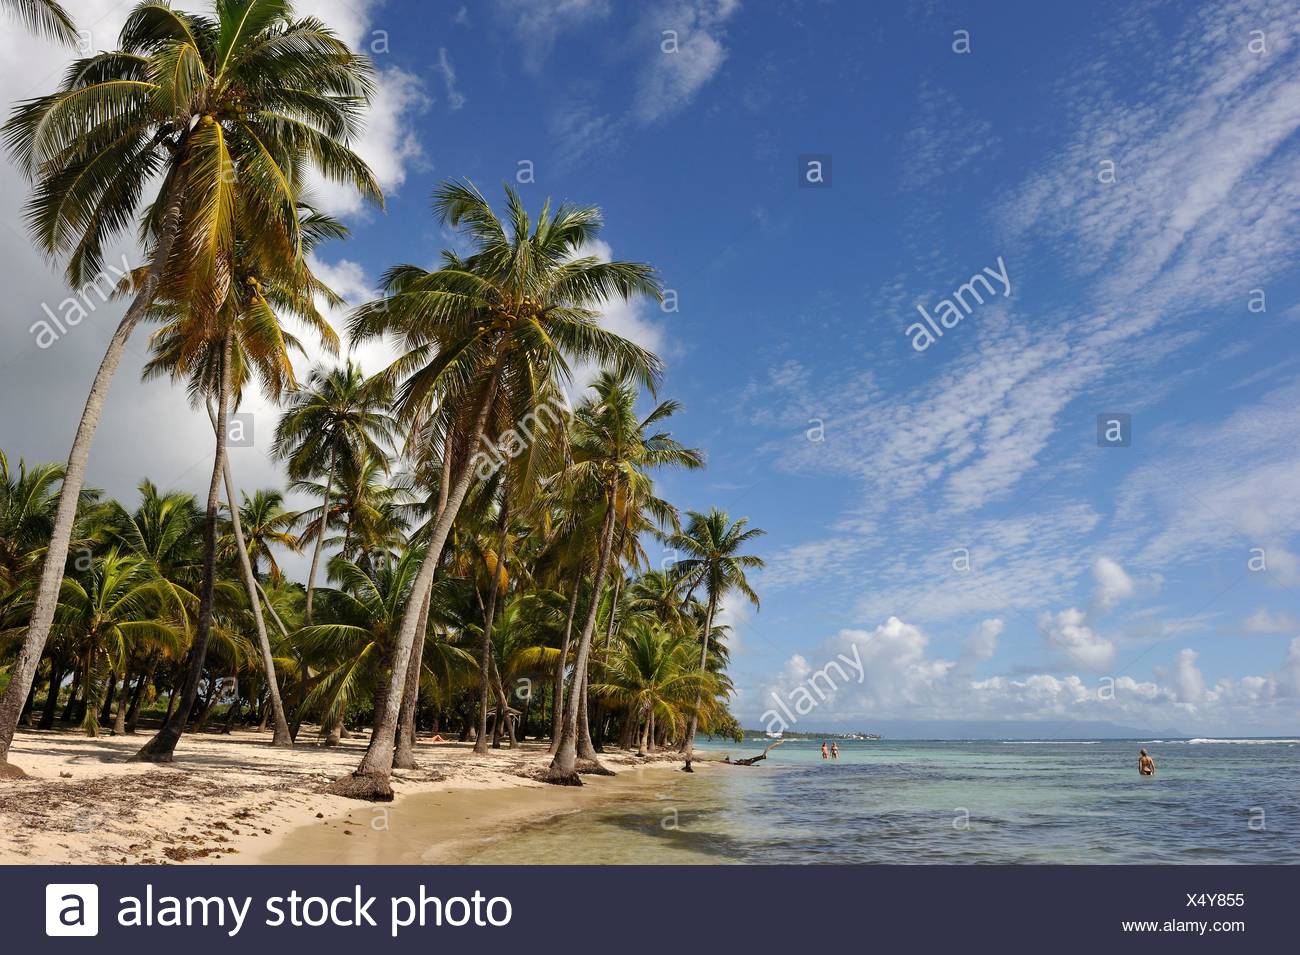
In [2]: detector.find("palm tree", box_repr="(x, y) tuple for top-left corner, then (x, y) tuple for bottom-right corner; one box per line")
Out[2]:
(295, 551), (474, 744)
(1, 0), (77, 43)
(546, 371), (701, 783)
(331, 180), (663, 799)
(53, 549), (184, 736)
(592, 618), (700, 755)
(667, 508), (765, 759)
(0, 0), (381, 775)
(109, 481), (203, 732)
(274, 362), (395, 622)
(130, 199), (343, 758)
(0, 451), (63, 590)
(221, 490), (299, 582)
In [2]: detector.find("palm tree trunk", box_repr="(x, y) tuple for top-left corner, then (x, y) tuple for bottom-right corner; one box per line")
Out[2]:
(111, 673), (131, 735)
(475, 491), (509, 755)
(211, 402), (291, 747)
(304, 450), (337, 625)
(125, 654), (156, 734)
(548, 563), (584, 754)
(331, 361), (503, 800)
(132, 333), (233, 762)
(589, 573), (622, 754)
(547, 488), (617, 784)
(488, 651), (515, 748)
(393, 441), (453, 769)
(682, 592), (717, 759)
(38, 659), (63, 730)
(0, 169), (190, 778)
(393, 584), (432, 769)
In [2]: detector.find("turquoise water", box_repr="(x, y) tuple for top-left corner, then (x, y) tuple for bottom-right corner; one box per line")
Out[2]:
(459, 739), (1300, 864)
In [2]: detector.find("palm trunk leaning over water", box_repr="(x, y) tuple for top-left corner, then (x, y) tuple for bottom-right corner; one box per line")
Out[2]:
(0, 176), (189, 778)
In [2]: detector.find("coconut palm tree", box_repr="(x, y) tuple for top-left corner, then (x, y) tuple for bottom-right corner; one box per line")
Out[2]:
(295, 550), (474, 744)
(331, 181), (663, 799)
(545, 371), (701, 783)
(1, 0), (77, 43)
(53, 549), (185, 736)
(0, 0), (381, 775)
(274, 362), (396, 622)
(592, 618), (700, 755)
(667, 508), (765, 758)
(129, 199), (343, 758)
(221, 490), (299, 582)
(0, 451), (64, 590)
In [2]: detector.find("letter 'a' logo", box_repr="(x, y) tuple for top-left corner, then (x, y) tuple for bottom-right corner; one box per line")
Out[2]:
(46, 884), (99, 936)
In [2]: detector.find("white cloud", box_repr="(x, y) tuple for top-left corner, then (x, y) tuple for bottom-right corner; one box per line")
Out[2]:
(1039, 608), (1116, 672)
(1242, 607), (1300, 635)
(633, 0), (740, 124)
(962, 618), (1002, 664)
(1168, 648), (1206, 704)
(1092, 556), (1136, 611)
(497, 0), (611, 72)
(744, 617), (1300, 735)
(434, 48), (466, 111)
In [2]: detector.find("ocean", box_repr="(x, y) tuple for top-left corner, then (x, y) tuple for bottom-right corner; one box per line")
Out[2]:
(451, 738), (1300, 864)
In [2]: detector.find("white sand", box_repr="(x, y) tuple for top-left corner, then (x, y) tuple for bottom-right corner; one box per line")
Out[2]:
(0, 728), (689, 864)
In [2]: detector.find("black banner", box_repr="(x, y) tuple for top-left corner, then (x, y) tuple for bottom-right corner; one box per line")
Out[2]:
(10, 865), (1290, 951)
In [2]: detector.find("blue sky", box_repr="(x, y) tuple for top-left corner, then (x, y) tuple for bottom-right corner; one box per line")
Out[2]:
(2, 0), (1299, 735)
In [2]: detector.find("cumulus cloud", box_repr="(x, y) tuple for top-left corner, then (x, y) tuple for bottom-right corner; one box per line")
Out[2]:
(1039, 608), (1116, 672)
(1092, 557), (1136, 611)
(746, 617), (1300, 735)
(962, 618), (1003, 665)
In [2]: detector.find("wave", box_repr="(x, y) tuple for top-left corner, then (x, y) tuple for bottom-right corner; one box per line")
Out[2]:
(1186, 738), (1300, 745)
(1000, 740), (1100, 745)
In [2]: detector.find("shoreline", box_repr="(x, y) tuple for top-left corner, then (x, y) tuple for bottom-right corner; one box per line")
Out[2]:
(0, 728), (692, 865)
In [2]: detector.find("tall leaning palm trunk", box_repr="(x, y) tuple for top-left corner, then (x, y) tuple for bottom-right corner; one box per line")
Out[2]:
(474, 490), (509, 754)
(548, 492), (617, 784)
(548, 566), (583, 754)
(682, 592), (718, 759)
(215, 418), (291, 747)
(133, 335), (234, 761)
(303, 450), (337, 624)
(0, 0), (380, 777)
(329, 363), (503, 800)
(0, 177), (188, 777)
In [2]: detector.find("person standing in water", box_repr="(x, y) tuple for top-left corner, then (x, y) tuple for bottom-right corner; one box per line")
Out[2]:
(1138, 749), (1156, 777)
(830, 742), (839, 759)
(820, 741), (828, 759)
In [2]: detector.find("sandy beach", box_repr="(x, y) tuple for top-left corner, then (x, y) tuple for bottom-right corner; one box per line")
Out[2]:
(0, 728), (692, 865)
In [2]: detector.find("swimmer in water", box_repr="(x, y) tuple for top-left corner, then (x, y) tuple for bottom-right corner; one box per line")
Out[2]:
(821, 741), (828, 759)
(1138, 748), (1156, 777)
